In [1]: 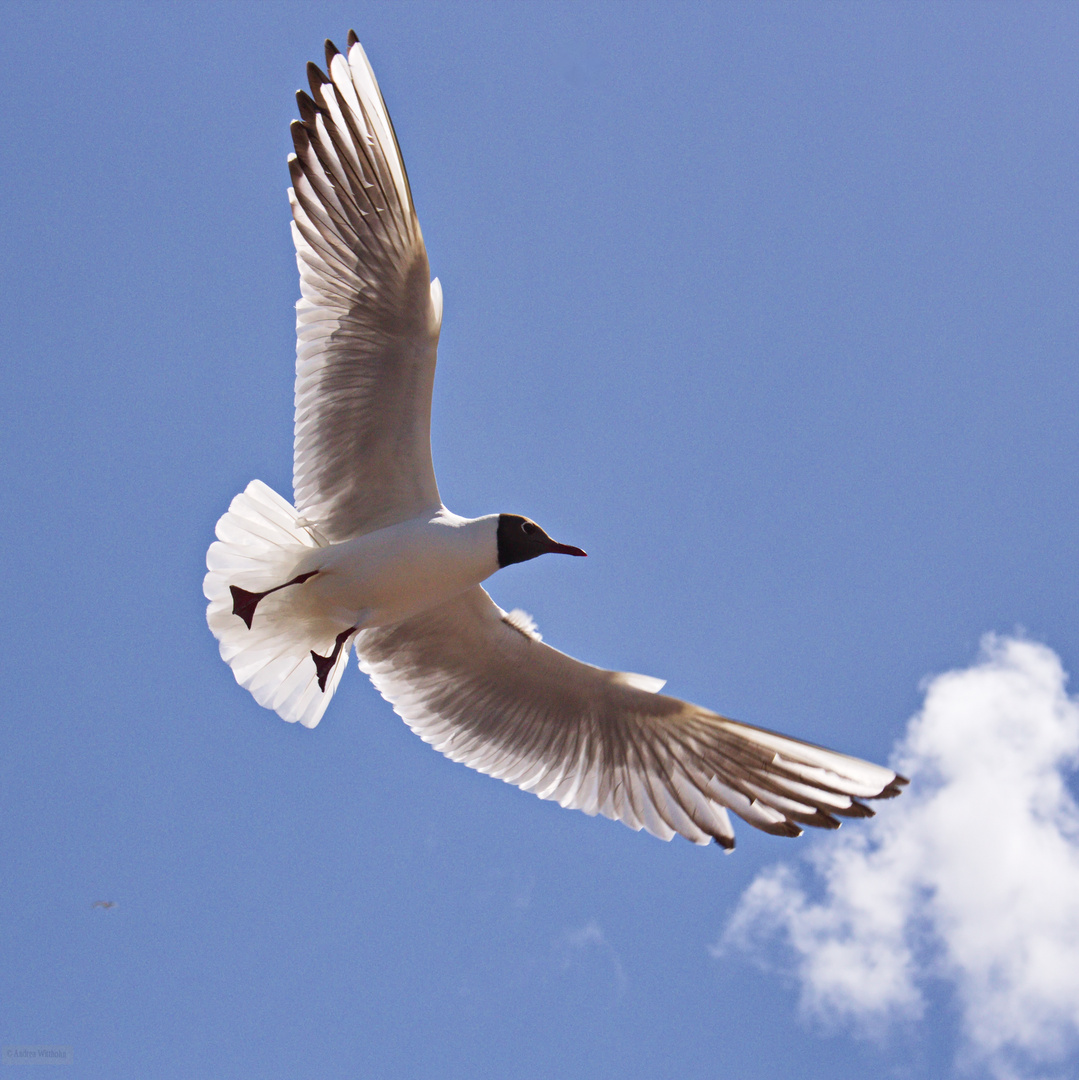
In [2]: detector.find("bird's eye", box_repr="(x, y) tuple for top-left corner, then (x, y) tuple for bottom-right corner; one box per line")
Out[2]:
(522, 522), (538, 536)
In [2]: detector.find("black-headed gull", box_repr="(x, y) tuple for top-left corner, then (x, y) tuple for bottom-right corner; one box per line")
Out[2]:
(205, 33), (906, 848)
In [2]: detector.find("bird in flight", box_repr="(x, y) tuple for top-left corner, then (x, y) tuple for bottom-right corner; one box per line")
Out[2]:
(205, 32), (906, 849)
(92, 901), (117, 910)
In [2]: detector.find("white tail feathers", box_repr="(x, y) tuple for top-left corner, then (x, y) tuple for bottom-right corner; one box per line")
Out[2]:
(204, 480), (348, 728)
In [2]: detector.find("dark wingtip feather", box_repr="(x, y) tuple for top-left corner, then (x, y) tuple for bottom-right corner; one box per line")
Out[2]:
(832, 800), (875, 819)
(324, 39), (340, 71)
(307, 61), (329, 97)
(801, 810), (842, 830)
(762, 820), (803, 839)
(347, 29), (359, 48)
(289, 120), (311, 160)
(295, 90), (319, 126)
(783, 808), (842, 830)
(289, 118), (309, 144)
(713, 834), (735, 851)
(877, 774), (910, 799)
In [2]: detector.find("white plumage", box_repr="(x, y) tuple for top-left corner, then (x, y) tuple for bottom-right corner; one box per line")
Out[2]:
(205, 32), (906, 848)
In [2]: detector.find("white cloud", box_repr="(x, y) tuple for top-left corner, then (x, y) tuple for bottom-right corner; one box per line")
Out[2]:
(716, 636), (1079, 1079)
(557, 919), (627, 998)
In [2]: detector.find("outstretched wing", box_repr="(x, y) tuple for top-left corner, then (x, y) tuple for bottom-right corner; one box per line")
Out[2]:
(289, 34), (443, 542)
(355, 588), (905, 847)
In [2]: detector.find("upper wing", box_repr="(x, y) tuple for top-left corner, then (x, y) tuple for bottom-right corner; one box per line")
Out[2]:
(355, 588), (906, 847)
(289, 34), (443, 543)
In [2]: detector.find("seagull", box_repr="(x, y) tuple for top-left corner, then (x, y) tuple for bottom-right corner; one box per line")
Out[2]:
(205, 32), (906, 849)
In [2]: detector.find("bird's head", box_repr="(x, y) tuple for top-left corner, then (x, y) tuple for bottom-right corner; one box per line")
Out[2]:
(496, 514), (587, 568)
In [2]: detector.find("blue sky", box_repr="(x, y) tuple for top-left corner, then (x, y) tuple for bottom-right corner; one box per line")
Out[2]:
(2, 3), (1078, 1078)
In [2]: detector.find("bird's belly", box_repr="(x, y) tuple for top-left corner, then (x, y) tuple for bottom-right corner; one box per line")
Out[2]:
(299, 528), (491, 628)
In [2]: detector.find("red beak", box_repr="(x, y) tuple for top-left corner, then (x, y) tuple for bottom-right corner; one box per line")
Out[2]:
(548, 541), (587, 557)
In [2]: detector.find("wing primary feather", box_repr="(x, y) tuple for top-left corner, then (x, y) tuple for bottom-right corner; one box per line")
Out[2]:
(325, 38), (340, 70)
(879, 774), (909, 797)
(642, 746), (712, 844)
(831, 799), (874, 819)
(295, 90), (324, 124)
(319, 80), (391, 206)
(310, 58), (401, 235)
(293, 113), (368, 237)
(317, 85), (377, 211)
(308, 111), (371, 236)
(307, 61), (329, 98)
(346, 41), (416, 220)
(290, 123), (355, 232)
(290, 169), (383, 273)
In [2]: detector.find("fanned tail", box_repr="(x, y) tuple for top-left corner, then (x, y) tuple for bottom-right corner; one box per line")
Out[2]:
(204, 480), (348, 727)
